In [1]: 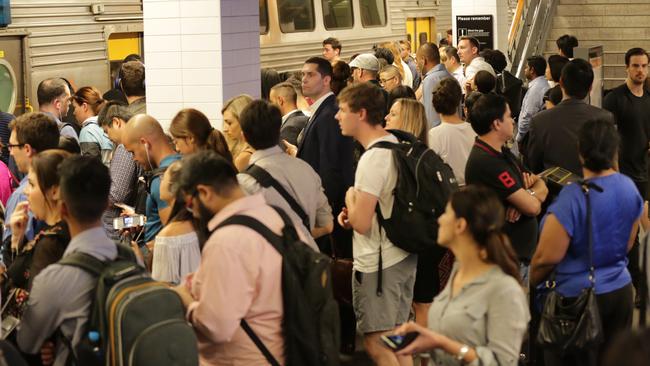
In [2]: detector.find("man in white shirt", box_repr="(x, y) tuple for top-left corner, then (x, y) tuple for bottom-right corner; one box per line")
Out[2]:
(441, 46), (467, 94)
(458, 37), (495, 93)
(336, 82), (417, 366)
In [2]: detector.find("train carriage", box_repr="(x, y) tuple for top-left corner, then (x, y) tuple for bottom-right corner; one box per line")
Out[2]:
(0, 0), (449, 115)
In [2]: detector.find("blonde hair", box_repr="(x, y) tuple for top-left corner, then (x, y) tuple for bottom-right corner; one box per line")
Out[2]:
(379, 65), (402, 83)
(395, 98), (428, 144)
(378, 41), (405, 80)
(221, 94), (254, 120)
(221, 94), (253, 157)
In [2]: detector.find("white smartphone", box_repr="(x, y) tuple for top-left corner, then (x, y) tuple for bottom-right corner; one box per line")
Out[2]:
(113, 215), (145, 230)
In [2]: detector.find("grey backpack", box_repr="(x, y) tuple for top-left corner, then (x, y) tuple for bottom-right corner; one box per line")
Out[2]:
(58, 245), (198, 366)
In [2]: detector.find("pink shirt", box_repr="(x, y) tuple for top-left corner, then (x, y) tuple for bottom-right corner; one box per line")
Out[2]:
(0, 161), (13, 206)
(187, 194), (306, 366)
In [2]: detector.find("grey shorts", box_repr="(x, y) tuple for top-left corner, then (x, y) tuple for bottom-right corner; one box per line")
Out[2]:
(352, 254), (417, 334)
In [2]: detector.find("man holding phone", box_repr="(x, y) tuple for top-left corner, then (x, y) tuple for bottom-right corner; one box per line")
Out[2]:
(97, 101), (142, 240)
(122, 115), (181, 248)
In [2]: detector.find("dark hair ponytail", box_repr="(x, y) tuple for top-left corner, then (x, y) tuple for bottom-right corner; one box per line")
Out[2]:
(450, 185), (521, 283)
(485, 232), (521, 282)
(206, 128), (233, 164)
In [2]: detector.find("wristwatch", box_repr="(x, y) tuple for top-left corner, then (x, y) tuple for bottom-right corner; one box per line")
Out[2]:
(526, 188), (536, 196)
(456, 344), (470, 362)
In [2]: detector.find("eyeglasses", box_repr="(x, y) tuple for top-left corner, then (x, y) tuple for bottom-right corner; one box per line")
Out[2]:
(6, 143), (25, 150)
(380, 76), (396, 85)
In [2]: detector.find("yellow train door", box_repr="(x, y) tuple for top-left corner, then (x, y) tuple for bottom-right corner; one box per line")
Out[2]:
(406, 17), (436, 51)
(107, 32), (143, 86)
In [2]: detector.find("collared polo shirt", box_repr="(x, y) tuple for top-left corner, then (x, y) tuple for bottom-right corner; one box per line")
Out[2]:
(465, 138), (538, 261)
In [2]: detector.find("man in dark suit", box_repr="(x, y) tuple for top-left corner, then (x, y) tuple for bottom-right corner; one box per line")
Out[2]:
(297, 57), (355, 217)
(296, 56), (356, 356)
(269, 82), (308, 146)
(526, 58), (615, 176)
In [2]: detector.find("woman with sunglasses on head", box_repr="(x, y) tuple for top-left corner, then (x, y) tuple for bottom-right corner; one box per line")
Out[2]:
(391, 185), (529, 366)
(71, 86), (113, 166)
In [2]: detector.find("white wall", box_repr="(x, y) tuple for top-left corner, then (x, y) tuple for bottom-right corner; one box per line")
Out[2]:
(143, 0), (260, 130)
(451, 0), (509, 52)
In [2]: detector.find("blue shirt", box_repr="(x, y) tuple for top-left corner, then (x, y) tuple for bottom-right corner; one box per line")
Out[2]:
(516, 76), (549, 142)
(3, 177), (36, 242)
(541, 174), (643, 297)
(422, 64), (453, 129)
(143, 153), (182, 243)
(79, 116), (114, 166)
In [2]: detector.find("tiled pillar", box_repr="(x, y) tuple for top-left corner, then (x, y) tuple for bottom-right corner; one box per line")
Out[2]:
(451, 0), (510, 52)
(143, 0), (260, 130)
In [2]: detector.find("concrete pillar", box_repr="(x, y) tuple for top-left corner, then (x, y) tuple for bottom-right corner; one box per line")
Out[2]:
(451, 0), (510, 52)
(143, 0), (260, 130)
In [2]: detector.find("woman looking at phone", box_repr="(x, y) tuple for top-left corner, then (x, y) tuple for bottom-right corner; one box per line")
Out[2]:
(392, 185), (529, 366)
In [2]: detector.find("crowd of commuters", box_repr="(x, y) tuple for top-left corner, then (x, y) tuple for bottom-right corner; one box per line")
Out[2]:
(0, 31), (647, 366)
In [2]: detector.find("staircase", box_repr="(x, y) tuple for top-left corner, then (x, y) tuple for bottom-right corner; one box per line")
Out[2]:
(545, 0), (650, 90)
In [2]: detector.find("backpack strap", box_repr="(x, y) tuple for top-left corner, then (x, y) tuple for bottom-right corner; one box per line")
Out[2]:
(144, 166), (168, 195)
(245, 164), (311, 231)
(214, 213), (290, 366)
(58, 251), (106, 276)
(240, 320), (281, 366)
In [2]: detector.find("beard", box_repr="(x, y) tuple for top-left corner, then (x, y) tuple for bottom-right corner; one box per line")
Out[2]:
(195, 199), (217, 251)
(632, 75), (647, 85)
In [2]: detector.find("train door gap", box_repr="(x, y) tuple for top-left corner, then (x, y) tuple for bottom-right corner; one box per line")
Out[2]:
(0, 35), (26, 115)
(406, 17), (436, 51)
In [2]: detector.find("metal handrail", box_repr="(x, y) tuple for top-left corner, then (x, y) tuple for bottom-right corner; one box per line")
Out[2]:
(507, 0), (558, 79)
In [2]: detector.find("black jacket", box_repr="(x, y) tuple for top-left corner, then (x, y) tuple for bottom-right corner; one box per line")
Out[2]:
(297, 94), (355, 212)
(280, 110), (309, 146)
(526, 98), (615, 176)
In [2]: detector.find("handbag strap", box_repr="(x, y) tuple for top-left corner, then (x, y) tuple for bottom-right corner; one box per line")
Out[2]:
(581, 180), (597, 286)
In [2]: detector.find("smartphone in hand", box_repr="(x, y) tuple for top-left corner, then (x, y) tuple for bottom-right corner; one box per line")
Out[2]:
(380, 331), (419, 351)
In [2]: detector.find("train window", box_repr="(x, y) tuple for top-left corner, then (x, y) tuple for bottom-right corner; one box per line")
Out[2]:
(278, 0), (315, 33)
(322, 0), (354, 30)
(260, 0), (269, 34)
(360, 0), (386, 27)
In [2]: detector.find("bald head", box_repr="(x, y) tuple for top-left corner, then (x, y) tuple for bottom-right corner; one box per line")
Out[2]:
(419, 43), (440, 64)
(122, 114), (175, 170)
(123, 114), (166, 145)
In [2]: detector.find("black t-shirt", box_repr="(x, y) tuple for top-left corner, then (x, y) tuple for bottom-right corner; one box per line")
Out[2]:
(465, 138), (538, 261)
(603, 84), (650, 183)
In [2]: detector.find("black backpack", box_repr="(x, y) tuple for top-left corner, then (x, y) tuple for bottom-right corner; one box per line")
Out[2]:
(133, 166), (167, 215)
(215, 206), (340, 366)
(58, 245), (198, 366)
(370, 130), (458, 293)
(370, 129), (458, 252)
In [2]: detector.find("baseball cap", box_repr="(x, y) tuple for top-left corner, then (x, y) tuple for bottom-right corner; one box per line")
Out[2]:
(349, 53), (380, 72)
